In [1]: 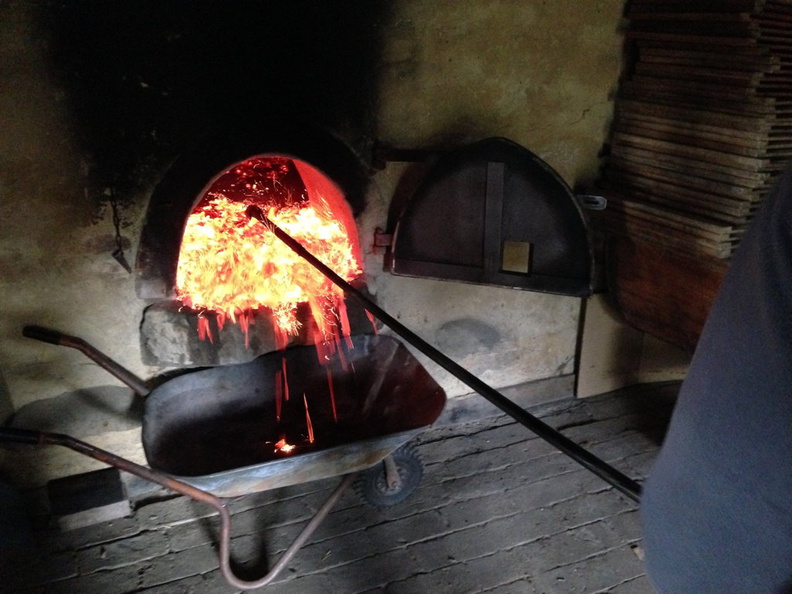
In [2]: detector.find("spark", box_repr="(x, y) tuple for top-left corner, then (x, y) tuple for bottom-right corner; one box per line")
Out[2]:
(304, 393), (314, 444)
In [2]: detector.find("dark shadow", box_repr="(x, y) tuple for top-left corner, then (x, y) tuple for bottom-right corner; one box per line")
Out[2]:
(9, 386), (143, 436)
(616, 380), (680, 447)
(34, 0), (387, 210)
(0, 481), (37, 593)
(551, 381), (680, 449)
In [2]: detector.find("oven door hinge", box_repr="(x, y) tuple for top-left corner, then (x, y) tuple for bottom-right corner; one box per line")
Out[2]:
(373, 228), (393, 254)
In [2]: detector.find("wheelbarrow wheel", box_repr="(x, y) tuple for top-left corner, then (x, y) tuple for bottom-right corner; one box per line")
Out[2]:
(355, 443), (423, 508)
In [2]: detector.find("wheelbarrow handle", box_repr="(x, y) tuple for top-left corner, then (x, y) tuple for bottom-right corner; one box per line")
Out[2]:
(0, 426), (354, 590)
(22, 325), (66, 346)
(22, 325), (150, 397)
(0, 427), (44, 445)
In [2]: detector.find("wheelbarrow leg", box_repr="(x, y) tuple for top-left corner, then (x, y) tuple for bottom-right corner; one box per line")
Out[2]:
(221, 472), (357, 589)
(0, 428), (356, 590)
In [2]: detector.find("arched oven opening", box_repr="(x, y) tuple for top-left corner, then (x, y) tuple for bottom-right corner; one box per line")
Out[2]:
(131, 128), (446, 473)
(135, 127), (373, 367)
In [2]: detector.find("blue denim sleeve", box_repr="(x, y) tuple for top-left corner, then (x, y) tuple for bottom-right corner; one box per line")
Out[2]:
(640, 167), (792, 594)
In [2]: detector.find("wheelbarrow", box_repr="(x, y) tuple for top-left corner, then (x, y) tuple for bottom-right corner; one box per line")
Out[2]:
(0, 327), (447, 590)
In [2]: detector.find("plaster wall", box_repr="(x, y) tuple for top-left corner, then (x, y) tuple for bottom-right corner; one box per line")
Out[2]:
(365, 0), (625, 398)
(0, 1), (626, 487)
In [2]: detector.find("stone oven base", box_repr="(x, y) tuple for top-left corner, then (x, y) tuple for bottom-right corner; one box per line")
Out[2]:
(140, 290), (379, 367)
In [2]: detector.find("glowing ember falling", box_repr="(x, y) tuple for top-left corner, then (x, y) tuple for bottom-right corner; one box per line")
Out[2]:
(281, 358), (290, 401)
(365, 310), (379, 334)
(326, 367), (337, 422)
(274, 437), (295, 454)
(303, 393), (315, 444)
(196, 316), (213, 343)
(175, 157), (362, 349)
(274, 370), (283, 422)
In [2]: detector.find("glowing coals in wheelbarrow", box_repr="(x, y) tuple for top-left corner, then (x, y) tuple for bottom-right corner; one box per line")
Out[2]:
(274, 437), (296, 454)
(175, 156), (363, 349)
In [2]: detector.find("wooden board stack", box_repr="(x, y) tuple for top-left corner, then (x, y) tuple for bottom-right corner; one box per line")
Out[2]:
(600, 0), (792, 259)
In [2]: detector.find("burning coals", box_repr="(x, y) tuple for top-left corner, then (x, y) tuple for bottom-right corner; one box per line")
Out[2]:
(176, 196), (361, 347)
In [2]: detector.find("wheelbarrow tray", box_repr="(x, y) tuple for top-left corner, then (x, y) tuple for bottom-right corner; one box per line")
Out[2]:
(142, 334), (446, 497)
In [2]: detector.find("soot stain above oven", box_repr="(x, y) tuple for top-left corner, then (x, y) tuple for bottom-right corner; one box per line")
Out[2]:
(33, 1), (385, 217)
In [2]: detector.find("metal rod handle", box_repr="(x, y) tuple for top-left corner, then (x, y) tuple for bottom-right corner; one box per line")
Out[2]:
(248, 208), (641, 502)
(23, 325), (150, 396)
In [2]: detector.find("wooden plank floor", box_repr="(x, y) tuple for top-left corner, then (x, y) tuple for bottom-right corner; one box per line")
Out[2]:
(3, 383), (678, 593)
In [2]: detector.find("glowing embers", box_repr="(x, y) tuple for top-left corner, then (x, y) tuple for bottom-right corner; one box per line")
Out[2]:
(175, 156), (362, 350)
(270, 349), (343, 458)
(273, 437), (296, 454)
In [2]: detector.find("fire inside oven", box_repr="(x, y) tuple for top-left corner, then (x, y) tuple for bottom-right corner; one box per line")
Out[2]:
(174, 155), (364, 356)
(144, 152), (378, 460)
